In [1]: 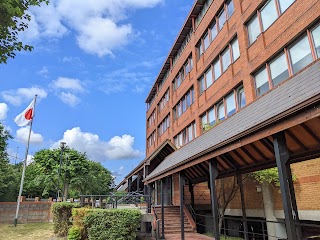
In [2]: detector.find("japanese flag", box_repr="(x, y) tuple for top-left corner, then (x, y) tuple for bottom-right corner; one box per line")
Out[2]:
(13, 99), (35, 127)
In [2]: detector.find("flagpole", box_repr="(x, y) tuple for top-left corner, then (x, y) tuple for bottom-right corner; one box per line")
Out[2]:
(14, 95), (37, 227)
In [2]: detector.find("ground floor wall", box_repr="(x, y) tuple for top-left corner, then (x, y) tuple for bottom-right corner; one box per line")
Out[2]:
(0, 202), (53, 224)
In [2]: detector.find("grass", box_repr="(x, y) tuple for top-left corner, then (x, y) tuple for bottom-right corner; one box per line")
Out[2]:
(0, 222), (65, 240)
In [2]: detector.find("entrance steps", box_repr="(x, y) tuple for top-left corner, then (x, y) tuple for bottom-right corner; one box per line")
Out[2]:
(153, 206), (196, 235)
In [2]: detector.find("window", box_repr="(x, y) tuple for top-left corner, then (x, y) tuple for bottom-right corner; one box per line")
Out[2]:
(231, 38), (240, 61)
(214, 59), (221, 80)
(279, 0), (295, 13)
(147, 131), (156, 147)
(247, 15), (260, 45)
(218, 8), (227, 30)
(226, 92), (236, 116)
(247, 0), (297, 46)
(227, 0), (234, 18)
(208, 107), (216, 125)
(204, 34), (210, 51)
(201, 84), (245, 132)
(211, 22), (217, 41)
(174, 88), (194, 120)
(199, 76), (205, 94)
(174, 122), (196, 147)
(255, 67), (269, 97)
(221, 48), (231, 72)
(217, 103), (225, 121)
(237, 87), (246, 109)
(269, 53), (289, 86)
(289, 35), (313, 74)
(205, 68), (213, 88)
(158, 115), (170, 136)
(260, 0), (278, 31)
(311, 24), (320, 58)
(198, 42), (204, 58)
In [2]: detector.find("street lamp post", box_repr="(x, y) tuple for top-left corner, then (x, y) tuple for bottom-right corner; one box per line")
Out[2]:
(56, 142), (66, 201)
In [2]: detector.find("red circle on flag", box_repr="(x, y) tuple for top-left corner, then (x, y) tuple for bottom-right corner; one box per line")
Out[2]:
(25, 109), (33, 120)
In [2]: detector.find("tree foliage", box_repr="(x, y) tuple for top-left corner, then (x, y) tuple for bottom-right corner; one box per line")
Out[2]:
(0, 123), (17, 201)
(26, 148), (114, 199)
(0, 0), (49, 63)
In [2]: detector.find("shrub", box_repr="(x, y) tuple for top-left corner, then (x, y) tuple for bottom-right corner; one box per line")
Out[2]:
(84, 209), (141, 240)
(68, 226), (82, 240)
(52, 202), (80, 237)
(72, 207), (91, 240)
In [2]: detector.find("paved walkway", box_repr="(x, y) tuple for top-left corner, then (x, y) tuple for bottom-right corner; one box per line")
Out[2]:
(164, 233), (213, 239)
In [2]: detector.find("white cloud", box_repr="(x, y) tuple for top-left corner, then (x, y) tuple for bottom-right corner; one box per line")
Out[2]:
(51, 127), (141, 161)
(1, 86), (47, 106)
(16, 127), (44, 144)
(51, 77), (85, 92)
(77, 18), (132, 57)
(58, 92), (81, 107)
(27, 155), (34, 165)
(22, 0), (163, 57)
(62, 56), (81, 63)
(0, 103), (8, 120)
(37, 66), (49, 77)
(119, 165), (125, 171)
(100, 68), (153, 94)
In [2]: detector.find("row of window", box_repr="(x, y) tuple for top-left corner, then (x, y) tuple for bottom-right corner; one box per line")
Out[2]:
(199, 37), (239, 94)
(147, 131), (156, 147)
(158, 89), (170, 112)
(147, 110), (156, 127)
(173, 87), (195, 120)
(172, 29), (193, 67)
(201, 85), (246, 132)
(173, 55), (193, 91)
(247, 0), (295, 45)
(195, 0), (214, 27)
(255, 23), (320, 97)
(158, 114), (170, 136)
(197, 0), (234, 58)
(174, 122), (197, 148)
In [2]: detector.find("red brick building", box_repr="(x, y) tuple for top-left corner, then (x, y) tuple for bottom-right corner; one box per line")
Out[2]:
(116, 0), (320, 239)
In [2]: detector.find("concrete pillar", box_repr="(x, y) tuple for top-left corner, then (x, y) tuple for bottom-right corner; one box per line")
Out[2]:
(261, 181), (277, 240)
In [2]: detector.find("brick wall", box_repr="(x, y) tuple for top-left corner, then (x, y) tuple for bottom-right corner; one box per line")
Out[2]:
(0, 202), (53, 224)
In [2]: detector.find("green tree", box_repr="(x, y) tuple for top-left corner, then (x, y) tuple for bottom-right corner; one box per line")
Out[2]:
(0, 0), (49, 63)
(26, 148), (113, 199)
(0, 123), (17, 201)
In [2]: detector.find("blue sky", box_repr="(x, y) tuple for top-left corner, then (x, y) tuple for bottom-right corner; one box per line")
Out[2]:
(0, 0), (194, 184)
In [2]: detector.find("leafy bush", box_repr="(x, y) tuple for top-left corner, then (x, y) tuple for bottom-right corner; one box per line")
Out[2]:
(72, 207), (91, 240)
(84, 209), (141, 240)
(52, 202), (80, 237)
(68, 226), (82, 240)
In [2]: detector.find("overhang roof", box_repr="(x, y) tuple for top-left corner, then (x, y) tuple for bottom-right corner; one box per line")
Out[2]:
(145, 61), (320, 183)
(145, 0), (208, 103)
(115, 140), (176, 190)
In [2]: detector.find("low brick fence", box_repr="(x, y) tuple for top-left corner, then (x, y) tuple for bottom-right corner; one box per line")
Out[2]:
(0, 202), (53, 224)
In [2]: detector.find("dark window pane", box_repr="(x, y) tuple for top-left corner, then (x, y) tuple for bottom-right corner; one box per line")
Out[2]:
(205, 68), (213, 88)
(227, 0), (234, 18)
(226, 92), (236, 116)
(247, 15), (260, 45)
(218, 103), (225, 121)
(211, 22), (217, 41)
(218, 9), (226, 30)
(238, 88), (246, 108)
(311, 24), (320, 58)
(204, 34), (210, 51)
(214, 59), (221, 80)
(255, 67), (269, 96)
(279, 0), (295, 13)
(260, 0), (278, 31)
(289, 35), (313, 74)
(270, 53), (289, 86)
(222, 48), (231, 72)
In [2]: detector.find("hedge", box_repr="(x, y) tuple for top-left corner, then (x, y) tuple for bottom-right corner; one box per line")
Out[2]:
(52, 202), (80, 237)
(84, 209), (141, 240)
